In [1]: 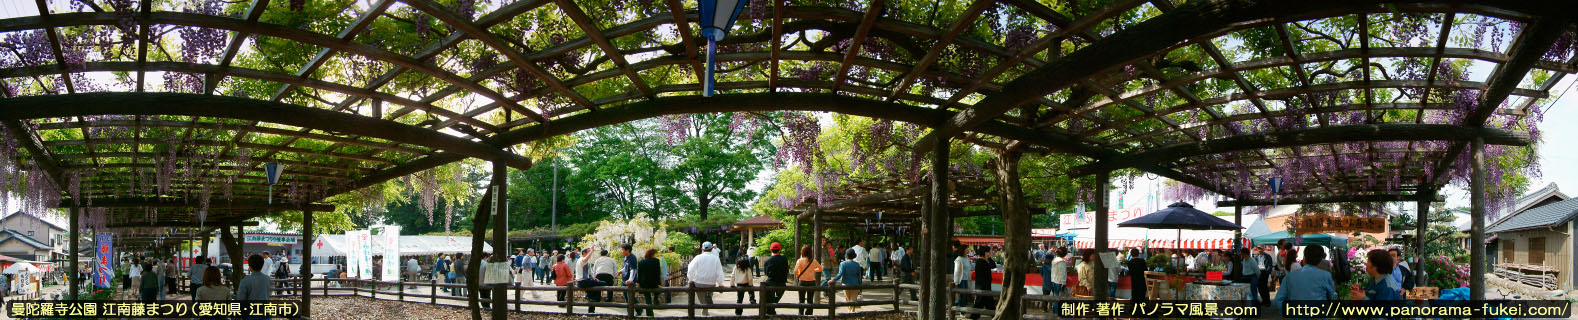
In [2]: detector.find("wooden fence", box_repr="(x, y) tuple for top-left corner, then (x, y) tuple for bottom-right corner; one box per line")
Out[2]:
(265, 278), (904, 318)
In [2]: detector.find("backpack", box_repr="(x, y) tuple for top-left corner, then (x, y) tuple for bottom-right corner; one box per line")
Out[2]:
(1399, 265), (1416, 289)
(273, 260), (290, 278)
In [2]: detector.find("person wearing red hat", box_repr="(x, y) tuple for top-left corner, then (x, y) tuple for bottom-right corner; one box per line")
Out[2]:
(761, 242), (790, 316)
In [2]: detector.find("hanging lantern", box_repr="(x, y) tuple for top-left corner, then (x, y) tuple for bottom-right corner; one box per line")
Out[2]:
(1268, 177), (1283, 206)
(697, 0), (749, 97)
(264, 162), (284, 204)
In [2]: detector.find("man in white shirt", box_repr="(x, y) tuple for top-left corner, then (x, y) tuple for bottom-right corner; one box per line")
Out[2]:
(686, 242), (725, 315)
(889, 246), (906, 270)
(260, 252), (276, 276)
(868, 245), (886, 281)
(851, 240), (869, 274)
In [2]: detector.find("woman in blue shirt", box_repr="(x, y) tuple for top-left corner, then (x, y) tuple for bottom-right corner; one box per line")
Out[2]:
(1273, 245), (1337, 309)
(825, 251), (864, 312)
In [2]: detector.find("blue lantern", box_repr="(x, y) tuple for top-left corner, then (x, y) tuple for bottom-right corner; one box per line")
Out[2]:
(698, 0), (749, 97)
(264, 162), (284, 203)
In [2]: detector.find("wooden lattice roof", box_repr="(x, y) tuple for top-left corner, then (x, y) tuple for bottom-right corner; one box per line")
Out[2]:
(0, 0), (1574, 233)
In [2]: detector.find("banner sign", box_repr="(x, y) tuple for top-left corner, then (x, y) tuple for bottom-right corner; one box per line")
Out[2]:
(1059, 207), (1146, 230)
(243, 234), (299, 245)
(1293, 215), (1386, 235)
(94, 233), (114, 288)
(1031, 228), (1061, 237)
(355, 230), (374, 280)
(379, 226), (401, 281)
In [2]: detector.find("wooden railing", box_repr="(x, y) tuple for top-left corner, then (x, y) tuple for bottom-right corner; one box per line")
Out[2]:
(264, 278), (904, 318)
(908, 284), (1073, 320)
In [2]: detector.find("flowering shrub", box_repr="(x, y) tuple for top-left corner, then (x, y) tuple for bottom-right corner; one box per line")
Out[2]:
(1425, 256), (1469, 288)
(578, 213), (670, 257)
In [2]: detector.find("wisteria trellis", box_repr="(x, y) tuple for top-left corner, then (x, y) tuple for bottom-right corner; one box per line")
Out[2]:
(0, 0), (1573, 248)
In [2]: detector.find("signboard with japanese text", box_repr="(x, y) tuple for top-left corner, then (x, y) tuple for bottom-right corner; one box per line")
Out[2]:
(94, 233), (114, 288)
(243, 234), (299, 245)
(1059, 207), (1146, 230)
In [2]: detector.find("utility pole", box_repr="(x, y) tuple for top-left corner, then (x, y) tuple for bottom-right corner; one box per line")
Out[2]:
(551, 158), (558, 232)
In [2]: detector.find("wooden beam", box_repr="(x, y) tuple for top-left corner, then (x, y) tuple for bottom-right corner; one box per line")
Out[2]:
(67, 197), (332, 211)
(0, 93), (531, 170)
(108, 220), (259, 229)
(1426, 17), (1574, 188)
(403, 0), (579, 118)
(885, 0), (991, 100)
(551, 0), (655, 98)
(1216, 194), (1445, 207)
(1070, 124), (1531, 177)
(0, 119), (66, 187)
(911, 0), (1572, 156)
(829, 0), (885, 92)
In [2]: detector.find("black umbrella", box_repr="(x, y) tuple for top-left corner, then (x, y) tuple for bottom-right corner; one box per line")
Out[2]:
(1118, 202), (1243, 252)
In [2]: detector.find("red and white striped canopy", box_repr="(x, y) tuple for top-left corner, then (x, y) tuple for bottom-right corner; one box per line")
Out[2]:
(1071, 238), (1248, 250)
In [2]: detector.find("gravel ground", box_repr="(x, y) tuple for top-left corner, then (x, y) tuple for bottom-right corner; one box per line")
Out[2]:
(310, 296), (914, 320)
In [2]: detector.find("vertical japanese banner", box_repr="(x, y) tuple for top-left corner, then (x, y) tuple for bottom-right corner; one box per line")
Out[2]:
(357, 230), (374, 280)
(345, 230), (365, 279)
(94, 233), (114, 288)
(380, 226), (401, 281)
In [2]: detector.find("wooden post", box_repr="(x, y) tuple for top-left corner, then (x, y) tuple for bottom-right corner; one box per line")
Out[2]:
(828, 283), (837, 317)
(1094, 170), (1110, 300)
(68, 204), (79, 300)
(516, 285), (523, 312)
(432, 279), (438, 305)
(687, 282), (696, 318)
(301, 205), (314, 317)
(492, 160), (511, 320)
(892, 283), (900, 312)
(566, 283), (575, 314)
(1232, 205), (1243, 281)
(921, 136), (951, 320)
(399, 279), (405, 301)
(627, 283), (636, 319)
(1416, 193), (1431, 283)
(758, 283), (768, 316)
(1470, 137), (1487, 300)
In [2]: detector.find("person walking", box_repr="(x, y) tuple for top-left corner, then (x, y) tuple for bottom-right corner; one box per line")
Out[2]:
(195, 267), (232, 300)
(236, 255), (273, 320)
(435, 254), (451, 292)
(513, 249), (527, 287)
(686, 242), (725, 316)
(867, 244), (885, 282)
(731, 255), (756, 316)
(164, 258), (179, 296)
(189, 257), (209, 299)
(825, 250), (863, 312)
(633, 249), (663, 317)
(453, 253), (468, 297)
(793, 245), (823, 315)
(1125, 248), (1148, 303)
(761, 242), (790, 316)
(139, 261), (160, 302)
(970, 247), (998, 320)
(850, 240), (868, 279)
(406, 256), (421, 283)
(552, 255), (573, 301)
(479, 254), (493, 310)
(1253, 246), (1273, 305)
(952, 246), (974, 307)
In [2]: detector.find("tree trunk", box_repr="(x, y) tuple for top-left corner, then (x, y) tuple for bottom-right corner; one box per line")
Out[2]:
(220, 226), (244, 293)
(468, 188), (495, 320)
(992, 151), (1028, 320)
(698, 197), (711, 244)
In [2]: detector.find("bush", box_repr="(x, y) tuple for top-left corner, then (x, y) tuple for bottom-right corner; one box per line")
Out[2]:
(1424, 256), (1468, 288)
(666, 231), (699, 256)
(751, 228), (799, 260)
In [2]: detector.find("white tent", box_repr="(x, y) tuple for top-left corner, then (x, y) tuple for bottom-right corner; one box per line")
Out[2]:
(3, 262), (40, 274)
(1069, 214), (1264, 250)
(1243, 214), (1274, 239)
(311, 235), (493, 257)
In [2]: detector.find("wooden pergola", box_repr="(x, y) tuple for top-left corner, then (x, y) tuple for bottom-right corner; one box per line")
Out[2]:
(1, 0), (1575, 319)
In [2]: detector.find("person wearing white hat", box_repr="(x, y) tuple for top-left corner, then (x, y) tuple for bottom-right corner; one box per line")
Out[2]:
(687, 241), (725, 315)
